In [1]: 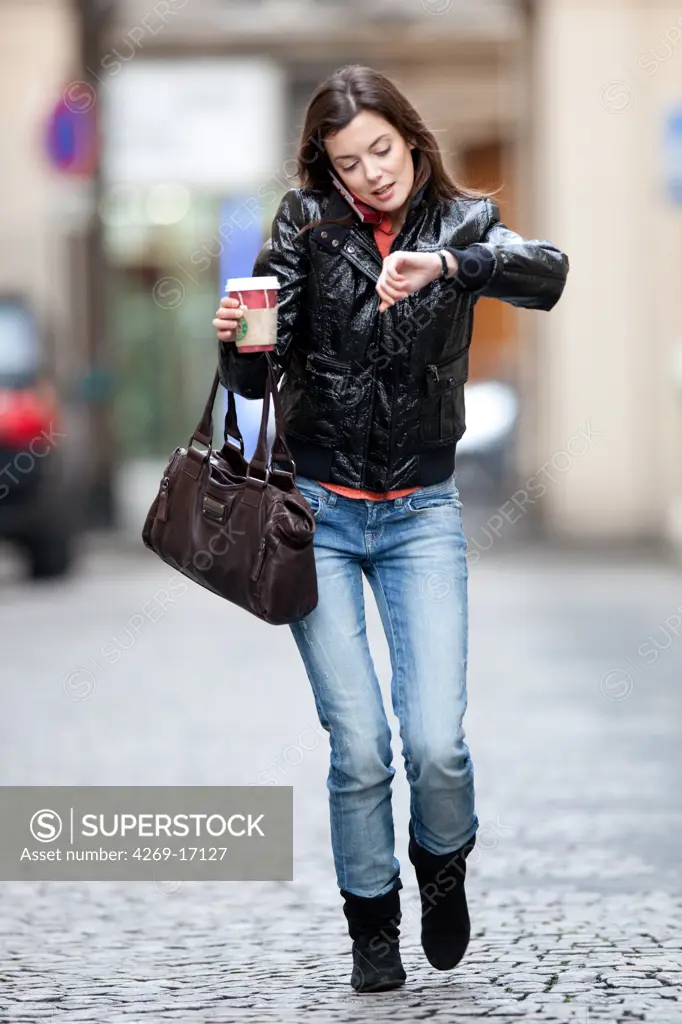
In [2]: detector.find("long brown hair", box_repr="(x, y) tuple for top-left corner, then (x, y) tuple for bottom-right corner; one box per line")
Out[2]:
(293, 64), (496, 237)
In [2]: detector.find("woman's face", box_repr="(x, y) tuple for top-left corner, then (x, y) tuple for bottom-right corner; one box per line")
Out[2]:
(325, 109), (415, 212)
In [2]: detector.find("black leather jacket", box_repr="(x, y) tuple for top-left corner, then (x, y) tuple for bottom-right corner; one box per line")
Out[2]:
(217, 180), (569, 491)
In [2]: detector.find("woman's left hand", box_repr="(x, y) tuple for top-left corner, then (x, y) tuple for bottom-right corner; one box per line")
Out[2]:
(376, 251), (457, 313)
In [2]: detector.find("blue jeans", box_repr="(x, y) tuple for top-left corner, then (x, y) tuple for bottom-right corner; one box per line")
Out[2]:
(289, 470), (478, 898)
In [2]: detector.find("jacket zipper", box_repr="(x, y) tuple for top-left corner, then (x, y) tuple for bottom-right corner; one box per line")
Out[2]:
(349, 227), (383, 268)
(426, 364), (466, 390)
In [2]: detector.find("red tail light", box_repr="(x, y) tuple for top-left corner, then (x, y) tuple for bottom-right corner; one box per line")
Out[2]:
(0, 387), (60, 449)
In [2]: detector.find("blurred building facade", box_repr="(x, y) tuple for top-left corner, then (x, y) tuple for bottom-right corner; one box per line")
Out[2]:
(1, 0), (682, 548)
(0, 0), (79, 382)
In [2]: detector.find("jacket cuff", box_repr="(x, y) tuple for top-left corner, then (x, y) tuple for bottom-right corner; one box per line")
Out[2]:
(217, 342), (268, 399)
(443, 244), (496, 292)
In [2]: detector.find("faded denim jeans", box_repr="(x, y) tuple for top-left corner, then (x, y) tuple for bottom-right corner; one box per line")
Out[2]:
(289, 471), (478, 898)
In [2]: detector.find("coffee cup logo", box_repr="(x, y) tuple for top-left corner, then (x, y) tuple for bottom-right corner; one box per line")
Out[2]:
(225, 276), (279, 353)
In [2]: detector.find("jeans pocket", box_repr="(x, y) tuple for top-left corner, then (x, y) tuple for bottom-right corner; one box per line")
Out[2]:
(294, 477), (327, 522)
(404, 475), (462, 513)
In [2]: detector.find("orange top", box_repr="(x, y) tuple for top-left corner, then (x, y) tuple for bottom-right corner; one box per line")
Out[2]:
(315, 212), (421, 502)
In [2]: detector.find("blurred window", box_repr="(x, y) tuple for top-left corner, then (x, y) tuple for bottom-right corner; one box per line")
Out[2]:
(0, 301), (40, 382)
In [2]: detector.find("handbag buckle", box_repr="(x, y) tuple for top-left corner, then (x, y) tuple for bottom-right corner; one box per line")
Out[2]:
(202, 494), (227, 523)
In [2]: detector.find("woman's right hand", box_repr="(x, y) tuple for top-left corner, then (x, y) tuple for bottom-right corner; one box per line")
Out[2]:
(213, 296), (245, 343)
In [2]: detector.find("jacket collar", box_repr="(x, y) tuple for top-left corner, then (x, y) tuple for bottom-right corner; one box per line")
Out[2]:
(311, 178), (431, 263)
(324, 177), (430, 227)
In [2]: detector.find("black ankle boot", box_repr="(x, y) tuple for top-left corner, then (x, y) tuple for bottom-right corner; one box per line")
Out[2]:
(340, 879), (407, 993)
(408, 821), (476, 971)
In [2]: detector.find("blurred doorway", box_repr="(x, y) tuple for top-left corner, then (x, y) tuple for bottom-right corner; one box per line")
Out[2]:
(455, 139), (522, 504)
(460, 140), (518, 384)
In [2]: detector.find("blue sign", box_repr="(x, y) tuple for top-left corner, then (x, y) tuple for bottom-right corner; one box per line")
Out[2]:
(218, 196), (270, 459)
(45, 95), (96, 176)
(664, 106), (682, 205)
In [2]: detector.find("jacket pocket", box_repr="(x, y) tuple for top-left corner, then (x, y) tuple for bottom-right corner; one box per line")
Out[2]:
(306, 351), (350, 372)
(284, 351), (353, 447)
(419, 350), (468, 446)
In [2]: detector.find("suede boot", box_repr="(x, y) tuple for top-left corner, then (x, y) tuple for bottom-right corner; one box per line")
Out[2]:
(340, 878), (407, 993)
(408, 820), (476, 970)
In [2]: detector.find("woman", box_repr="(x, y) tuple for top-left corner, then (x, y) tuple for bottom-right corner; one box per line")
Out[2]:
(214, 65), (568, 994)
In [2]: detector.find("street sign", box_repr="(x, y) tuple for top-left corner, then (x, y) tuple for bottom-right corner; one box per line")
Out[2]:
(45, 91), (97, 176)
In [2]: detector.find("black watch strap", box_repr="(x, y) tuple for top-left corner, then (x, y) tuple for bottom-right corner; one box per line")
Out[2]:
(437, 251), (449, 279)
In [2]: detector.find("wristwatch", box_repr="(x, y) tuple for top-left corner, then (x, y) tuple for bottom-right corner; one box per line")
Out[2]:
(437, 251), (449, 280)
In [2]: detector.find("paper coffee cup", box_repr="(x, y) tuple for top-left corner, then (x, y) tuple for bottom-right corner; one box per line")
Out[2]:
(225, 276), (279, 353)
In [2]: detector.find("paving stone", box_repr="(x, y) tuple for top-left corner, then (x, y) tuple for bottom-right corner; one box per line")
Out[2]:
(1, 543), (681, 1022)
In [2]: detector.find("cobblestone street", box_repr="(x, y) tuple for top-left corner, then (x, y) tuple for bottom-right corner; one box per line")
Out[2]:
(0, 532), (680, 1022)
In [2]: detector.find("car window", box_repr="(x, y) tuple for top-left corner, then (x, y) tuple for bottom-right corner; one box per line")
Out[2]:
(0, 302), (40, 381)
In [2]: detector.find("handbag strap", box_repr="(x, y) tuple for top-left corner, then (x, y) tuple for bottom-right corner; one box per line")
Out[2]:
(191, 371), (243, 453)
(223, 387), (244, 453)
(191, 356), (294, 475)
(248, 352), (295, 478)
(235, 287), (289, 465)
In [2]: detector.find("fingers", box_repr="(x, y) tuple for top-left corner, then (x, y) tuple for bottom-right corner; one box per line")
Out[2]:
(376, 285), (390, 311)
(213, 317), (238, 342)
(377, 292), (398, 312)
(385, 253), (409, 280)
(386, 266), (408, 286)
(377, 253), (417, 309)
(376, 277), (406, 311)
(214, 298), (245, 342)
(381, 279), (405, 300)
(215, 302), (244, 321)
(376, 288), (396, 311)
(385, 278), (407, 293)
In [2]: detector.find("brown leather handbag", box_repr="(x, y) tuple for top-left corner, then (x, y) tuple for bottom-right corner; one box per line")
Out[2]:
(142, 353), (318, 625)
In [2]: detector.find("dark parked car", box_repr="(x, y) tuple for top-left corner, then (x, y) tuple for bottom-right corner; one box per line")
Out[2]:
(0, 295), (81, 578)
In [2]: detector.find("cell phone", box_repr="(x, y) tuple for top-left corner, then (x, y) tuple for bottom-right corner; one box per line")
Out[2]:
(329, 170), (384, 224)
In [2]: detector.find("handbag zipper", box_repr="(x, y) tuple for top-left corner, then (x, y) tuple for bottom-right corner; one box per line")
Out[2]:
(156, 449), (183, 522)
(251, 537), (267, 583)
(157, 477), (170, 521)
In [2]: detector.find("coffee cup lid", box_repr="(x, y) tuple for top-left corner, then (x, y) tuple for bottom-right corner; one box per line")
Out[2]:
(225, 276), (280, 291)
